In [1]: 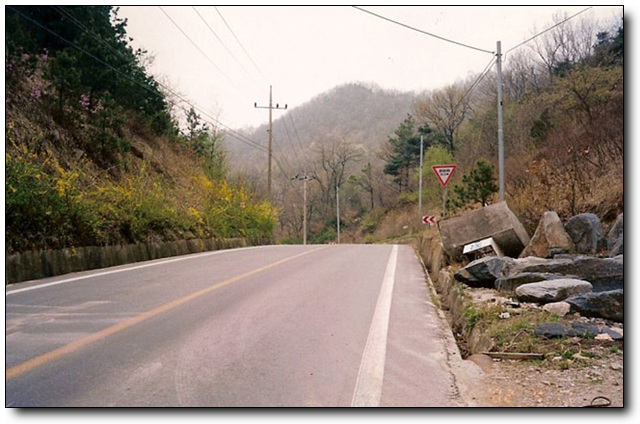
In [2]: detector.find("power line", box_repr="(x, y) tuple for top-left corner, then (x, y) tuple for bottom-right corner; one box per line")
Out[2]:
(214, 6), (266, 81)
(287, 114), (311, 168)
(454, 56), (497, 111)
(52, 6), (130, 63)
(191, 6), (255, 82)
(352, 6), (494, 55)
(158, 6), (238, 89)
(279, 117), (305, 170)
(505, 6), (593, 55)
(9, 7), (267, 154)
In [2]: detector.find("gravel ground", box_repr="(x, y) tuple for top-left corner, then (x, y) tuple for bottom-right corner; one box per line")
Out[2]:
(464, 344), (624, 407)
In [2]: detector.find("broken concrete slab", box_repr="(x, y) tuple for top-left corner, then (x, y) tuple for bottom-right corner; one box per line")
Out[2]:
(438, 202), (530, 258)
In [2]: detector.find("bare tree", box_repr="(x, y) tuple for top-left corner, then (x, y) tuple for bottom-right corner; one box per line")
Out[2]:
(414, 84), (472, 154)
(310, 137), (364, 218)
(531, 12), (599, 83)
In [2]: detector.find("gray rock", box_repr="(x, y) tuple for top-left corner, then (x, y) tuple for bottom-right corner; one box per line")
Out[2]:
(570, 322), (600, 338)
(534, 323), (572, 338)
(520, 211), (575, 258)
(454, 256), (515, 288)
(506, 255), (623, 292)
(566, 289), (624, 322)
(565, 213), (605, 254)
(516, 279), (593, 304)
(609, 233), (623, 257)
(601, 327), (623, 340)
(607, 213), (623, 250)
(534, 322), (601, 339)
(495, 272), (570, 292)
(543, 301), (571, 316)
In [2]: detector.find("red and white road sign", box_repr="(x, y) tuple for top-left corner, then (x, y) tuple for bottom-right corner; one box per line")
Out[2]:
(422, 216), (436, 225)
(431, 165), (457, 187)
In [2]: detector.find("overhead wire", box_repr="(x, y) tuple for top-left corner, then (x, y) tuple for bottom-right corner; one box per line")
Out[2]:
(9, 6), (267, 154)
(191, 6), (256, 83)
(214, 6), (267, 81)
(451, 56), (497, 113)
(352, 6), (494, 55)
(278, 118), (305, 172)
(287, 113), (312, 174)
(505, 6), (593, 55)
(52, 6), (130, 63)
(158, 6), (239, 90)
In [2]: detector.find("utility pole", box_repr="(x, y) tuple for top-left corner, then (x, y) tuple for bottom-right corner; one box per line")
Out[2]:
(496, 41), (505, 202)
(336, 184), (340, 244)
(255, 85), (287, 198)
(418, 134), (424, 213)
(292, 175), (313, 245)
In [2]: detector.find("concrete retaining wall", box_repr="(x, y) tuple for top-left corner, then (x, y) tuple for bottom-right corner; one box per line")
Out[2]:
(415, 229), (493, 356)
(5, 237), (270, 285)
(415, 228), (445, 281)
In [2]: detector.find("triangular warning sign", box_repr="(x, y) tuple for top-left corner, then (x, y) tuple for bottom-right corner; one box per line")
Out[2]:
(431, 165), (457, 187)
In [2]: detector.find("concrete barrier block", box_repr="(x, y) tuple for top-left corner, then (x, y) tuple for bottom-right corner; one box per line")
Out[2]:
(438, 202), (530, 258)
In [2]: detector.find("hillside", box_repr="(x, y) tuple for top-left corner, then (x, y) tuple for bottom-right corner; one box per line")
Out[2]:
(5, 7), (623, 250)
(5, 6), (276, 255)
(227, 14), (624, 244)
(230, 82), (416, 176)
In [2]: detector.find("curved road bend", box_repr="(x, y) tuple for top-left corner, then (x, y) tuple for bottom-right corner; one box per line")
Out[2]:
(6, 244), (461, 407)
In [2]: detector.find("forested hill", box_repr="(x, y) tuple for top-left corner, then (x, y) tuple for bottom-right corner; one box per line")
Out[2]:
(232, 83), (417, 174)
(5, 6), (276, 255)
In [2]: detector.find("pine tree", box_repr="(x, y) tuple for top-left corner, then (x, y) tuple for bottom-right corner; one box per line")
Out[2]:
(452, 160), (498, 208)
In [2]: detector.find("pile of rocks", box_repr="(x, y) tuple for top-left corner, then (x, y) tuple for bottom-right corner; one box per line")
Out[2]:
(454, 212), (623, 323)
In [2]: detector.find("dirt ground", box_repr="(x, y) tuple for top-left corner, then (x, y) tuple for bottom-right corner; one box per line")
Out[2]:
(461, 337), (624, 407)
(440, 287), (625, 408)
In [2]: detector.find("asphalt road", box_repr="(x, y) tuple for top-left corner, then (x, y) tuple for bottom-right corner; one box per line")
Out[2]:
(6, 244), (460, 407)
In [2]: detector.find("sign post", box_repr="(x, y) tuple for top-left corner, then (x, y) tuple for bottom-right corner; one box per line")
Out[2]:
(431, 165), (456, 218)
(422, 215), (436, 227)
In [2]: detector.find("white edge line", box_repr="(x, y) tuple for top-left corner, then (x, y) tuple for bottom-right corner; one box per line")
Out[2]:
(351, 244), (398, 407)
(5, 245), (290, 296)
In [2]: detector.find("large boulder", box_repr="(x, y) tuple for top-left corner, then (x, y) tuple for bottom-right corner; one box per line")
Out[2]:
(519, 211), (575, 258)
(515, 279), (593, 304)
(505, 255), (623, 292)
(454, 256), (515, 288)
(607, 213), (623, 257)
(565, 213), (605, 254)
(566, 289), (624, 322)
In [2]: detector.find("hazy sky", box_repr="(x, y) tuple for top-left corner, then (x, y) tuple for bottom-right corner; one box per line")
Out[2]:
(118, 5), (623, 131)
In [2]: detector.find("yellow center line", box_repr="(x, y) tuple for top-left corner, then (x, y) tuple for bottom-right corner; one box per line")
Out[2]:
(6, 246), (327, 381)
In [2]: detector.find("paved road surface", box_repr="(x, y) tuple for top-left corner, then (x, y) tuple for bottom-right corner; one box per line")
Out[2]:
(6, 244), (462, 407)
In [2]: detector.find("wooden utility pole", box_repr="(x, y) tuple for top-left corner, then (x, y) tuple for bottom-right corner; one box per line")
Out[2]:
(292, 175), (314, 245)
(255, 85), (287, 198)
